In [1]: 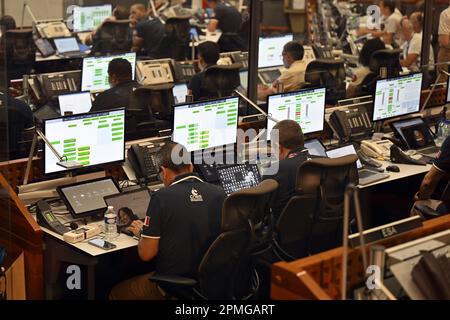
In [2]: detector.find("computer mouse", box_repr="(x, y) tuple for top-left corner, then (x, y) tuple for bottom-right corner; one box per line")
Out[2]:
(386, 165), (400, 173)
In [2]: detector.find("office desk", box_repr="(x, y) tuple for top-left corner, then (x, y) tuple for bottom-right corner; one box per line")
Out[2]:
(36, 52), (90, 62)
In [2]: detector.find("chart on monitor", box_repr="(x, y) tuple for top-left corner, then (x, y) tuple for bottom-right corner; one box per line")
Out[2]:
(258, 34), (293, 69)
(267, 88), (326, 136)
(81, 53), (136, 93)
(373, 73), (423, 121)
(73, 5), (112, 33)
(172, 97), (239, 152)
(44, 109), (125, 174)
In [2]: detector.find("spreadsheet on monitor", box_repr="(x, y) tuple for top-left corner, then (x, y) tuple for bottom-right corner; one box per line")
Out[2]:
(73, 5), (112, 33)
(172, 97), (239, 152)
(258, 34), (293, 69)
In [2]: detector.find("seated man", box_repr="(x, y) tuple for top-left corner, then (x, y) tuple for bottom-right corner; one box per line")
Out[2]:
(400, 18), (434, 72)
(415, 135), (450, 203)
(130, 3), (165, 58)
(91, 58), (141, 112)
(188, 41), (220, 101)
(263, 120), (316, 218)
(110, 142), (227, 300)
(258, 41), (308, 101)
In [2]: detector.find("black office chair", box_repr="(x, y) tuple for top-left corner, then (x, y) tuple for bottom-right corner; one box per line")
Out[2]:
(221, 179), (279, 255)
(157, 16), (191, 61)
(272, 155), (359, 261)
(199, 63), (242, 101)
(413, 182), (450, 220)
(304, 59), (346, 105)
(4, 29), (35, 80)
(91, 20), (132, 56)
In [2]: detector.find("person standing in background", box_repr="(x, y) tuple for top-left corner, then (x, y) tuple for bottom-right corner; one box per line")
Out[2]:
(437, 1), (450, 76)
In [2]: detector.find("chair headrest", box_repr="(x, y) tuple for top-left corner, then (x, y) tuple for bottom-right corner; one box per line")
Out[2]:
(227, 179), (279, 198)
(6, 28), (32, 35)
(135, 84), (175, 92)
(102, 20), (131, 26)
(166, 15), (192, 21)
(306, 58), (345, 69)
(205, 63), (243, 72)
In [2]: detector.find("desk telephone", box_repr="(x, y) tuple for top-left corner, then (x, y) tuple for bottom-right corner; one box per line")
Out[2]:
(128, 144), (161, 184)
(36, 21), (71, 39)
(38, 71), (81, 100)
(329, 105), (373, 142)
(360, 140), (393, 160)
(173, 61), (197, 82)
(137, 60), (174, 86)
(36, 200), (70, 235)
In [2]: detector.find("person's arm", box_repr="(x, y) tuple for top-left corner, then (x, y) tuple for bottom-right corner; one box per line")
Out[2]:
(400, 53), (419, 68)
(439, 34), (450, 48)
(132, 33), (144, 52)
(382, 32), (394, 45)
(138, 237), (159, 262)
(257, 84), (275, 101)
(416, 166), (446, 200)
(207, 19), (219, 32)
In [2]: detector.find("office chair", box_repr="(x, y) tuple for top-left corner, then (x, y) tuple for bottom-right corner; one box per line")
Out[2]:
(304, 59), (346, 105)
(199, 63), (242, 101)
(221, 179), (279, 255)
(272, 155), (359, 261)
(4, 29), (35, 80)
(412, 182), (450, 220)
(158, 16), (191, 61)
(91, 20), (132, 56)
(149, 223), (259, 300)
(356, 49), (402, 96)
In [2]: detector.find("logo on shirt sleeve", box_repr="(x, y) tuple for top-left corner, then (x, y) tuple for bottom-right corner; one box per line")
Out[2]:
(144, 216), (150, 228)
(190, 188), (204, 202)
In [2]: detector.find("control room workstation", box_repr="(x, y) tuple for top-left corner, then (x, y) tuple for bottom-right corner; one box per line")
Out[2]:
(1, 0), (450, 304)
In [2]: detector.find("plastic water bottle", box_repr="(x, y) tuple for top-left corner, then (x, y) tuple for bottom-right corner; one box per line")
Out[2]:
(104, 206), (118, 241)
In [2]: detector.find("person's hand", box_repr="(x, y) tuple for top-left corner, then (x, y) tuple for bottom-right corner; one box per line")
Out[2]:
(414, 192), (422, 202)
(127, 220), (144, 238)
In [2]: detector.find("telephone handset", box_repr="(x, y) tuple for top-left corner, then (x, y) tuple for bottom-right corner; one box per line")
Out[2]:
(127, 144), (161, 184)
(36, 200), (70, 235)
(360, 140), (393, 160)
(36, 21), (71, 39)
(330, 110), (351, 142)
(137, 61), (174, 85)
(390, 145), (427, 166)
(411, 251), (450, 300)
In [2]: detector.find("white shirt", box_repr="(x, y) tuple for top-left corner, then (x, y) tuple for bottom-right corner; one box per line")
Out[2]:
(402, 32), (435, 72)
(384, 8), (403, 46)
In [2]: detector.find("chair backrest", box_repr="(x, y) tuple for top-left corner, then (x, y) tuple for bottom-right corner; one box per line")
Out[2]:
(158, 17), (191, 61)
(4, 29), (35, 65)
(91, 20), (132, 56)
(222, 179), (279, 251)
(197, 228), (255, 299)
(131, 85), (175, 120)
(276, 155), (358, 259)
(369, 49), (402, 79)
(200, 64), (242, 100)
(304, 59), (346, 105)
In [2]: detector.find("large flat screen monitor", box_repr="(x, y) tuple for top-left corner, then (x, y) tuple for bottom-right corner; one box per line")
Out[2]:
(267, 87), (326, 136)
(81, 52), (136, 93)
(258, 34), (294, 69)
(44, 108), (125, 174)
(172, 97), (239, 152)
(373, 72), (423, 121)
(72, 5), (113, 33)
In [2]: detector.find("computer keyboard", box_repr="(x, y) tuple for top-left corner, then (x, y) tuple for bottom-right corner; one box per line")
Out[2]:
(359, 170), (376, 179)
(420, 146), (440, 155)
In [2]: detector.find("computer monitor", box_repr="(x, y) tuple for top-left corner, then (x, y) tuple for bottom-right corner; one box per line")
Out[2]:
(53, 37), (79, 53)
(58, 91), (92, 115)
(81, 52), (136, 93)
(172, 97), (239, 152)
(72, 5), (113, 33)
(173, 83), (188, 105)
(44, 108), (125, 174)
(258, 34), (293, 69)
(372, 73), (423, 121)
(217, 164), (262, 196)
(326, 144), (362, 169)
(266, 87), (326, 137)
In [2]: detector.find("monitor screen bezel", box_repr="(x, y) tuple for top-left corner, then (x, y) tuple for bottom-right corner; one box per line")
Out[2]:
(57, 91), (93, 115)
(43, 107), (126, 175)
(372, 72), (424, 122)
(171, 96), (240, 153)
(266, 87), (327, 136)
(72, 4), (113, 33)
(258, 33), (294, 69)
(81, 52), (137, 93)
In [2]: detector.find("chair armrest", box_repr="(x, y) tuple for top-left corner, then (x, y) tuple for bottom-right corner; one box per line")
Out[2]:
(149, 274), (197, 287)
(414, 204), (441, 220)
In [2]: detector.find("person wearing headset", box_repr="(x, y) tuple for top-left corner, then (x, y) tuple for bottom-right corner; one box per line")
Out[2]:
(110, 142), (226, 300)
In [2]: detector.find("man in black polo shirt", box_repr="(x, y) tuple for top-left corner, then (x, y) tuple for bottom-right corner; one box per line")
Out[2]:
(188, 41), (220, 101)
(207, 0), (245, 52)
(415, 135), (450, 201)
(130, 3), (165, 58)
(263, 120), (314, 218)
(110, 142), (226, 300)
(90, 58), (141, 113)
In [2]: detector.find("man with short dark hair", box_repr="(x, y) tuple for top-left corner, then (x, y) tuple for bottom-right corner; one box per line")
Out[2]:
(110, 142), (226, 300)
(130, 3), (165, 58)
(263, 120), (314, 217)
(91, 58), (141, 112)
(258, 41), (308, 101)
(188, 41), (220, 101)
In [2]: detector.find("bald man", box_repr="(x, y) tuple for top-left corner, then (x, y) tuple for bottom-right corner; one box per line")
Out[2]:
(400, 18), (434, 72)
(130, 3), (165, 58)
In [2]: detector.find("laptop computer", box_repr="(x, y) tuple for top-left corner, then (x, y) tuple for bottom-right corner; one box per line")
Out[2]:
(53, 37), (85, 58)
(326, 144), (390, 186)
(58, 91), (92, 115)
(217, 164), (262, 196)
(304, 138), (327, 157)
(172, 83), (188, 105)
(258, 68), (282, 86)
(390, 117), (440, 159)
